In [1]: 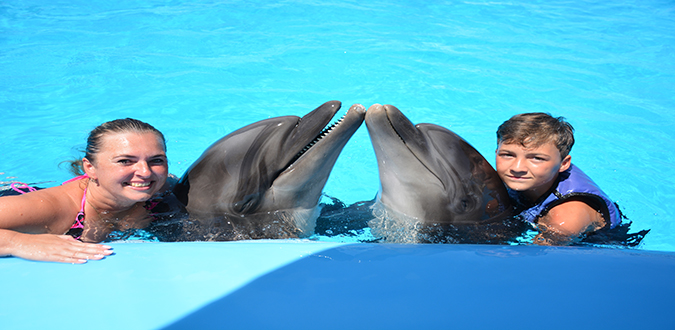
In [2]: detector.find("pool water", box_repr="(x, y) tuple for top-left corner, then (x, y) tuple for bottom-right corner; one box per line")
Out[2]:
(1, 0), (673, 251)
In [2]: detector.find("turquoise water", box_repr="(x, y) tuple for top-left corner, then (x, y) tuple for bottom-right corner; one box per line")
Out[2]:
(1, 0), (673, 251)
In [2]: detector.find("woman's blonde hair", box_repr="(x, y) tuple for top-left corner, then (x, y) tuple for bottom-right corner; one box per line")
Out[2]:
(66, 118), (165, 175)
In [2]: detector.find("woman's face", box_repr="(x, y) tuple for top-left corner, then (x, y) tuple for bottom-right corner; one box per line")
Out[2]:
(84, 131), (168, 207)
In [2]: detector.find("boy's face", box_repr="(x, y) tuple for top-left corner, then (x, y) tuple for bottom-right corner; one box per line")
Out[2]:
(495, 140), (571, 201)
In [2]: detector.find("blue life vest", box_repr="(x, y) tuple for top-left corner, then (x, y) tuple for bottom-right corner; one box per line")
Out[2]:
(509, 164), (620, 228)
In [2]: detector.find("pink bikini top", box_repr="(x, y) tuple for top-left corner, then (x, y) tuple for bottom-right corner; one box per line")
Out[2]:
(16, 174), (161, 240)
(63, 175), (88, 239)
(11, 175), (87, 239)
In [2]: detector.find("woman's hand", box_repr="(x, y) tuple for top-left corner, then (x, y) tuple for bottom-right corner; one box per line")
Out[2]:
(3, 231), (113, 264)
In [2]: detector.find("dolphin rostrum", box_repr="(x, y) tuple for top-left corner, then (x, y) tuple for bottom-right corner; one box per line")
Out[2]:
(171, 101), (366, 240)
(365, 104), (516, 243)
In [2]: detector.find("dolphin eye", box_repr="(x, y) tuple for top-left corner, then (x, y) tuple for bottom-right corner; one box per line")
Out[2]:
(447, 197), (472, 216)
(234, 196), (257, 214)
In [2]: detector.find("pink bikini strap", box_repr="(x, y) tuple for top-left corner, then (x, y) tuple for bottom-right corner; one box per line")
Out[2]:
(10, 174), (88, 194)
(10, 182), (37, 194)
(61, 174), (89, 230)
(64, 174), (89, 233)
(63, 174), (89, 185)
(71, 185), (87, 230)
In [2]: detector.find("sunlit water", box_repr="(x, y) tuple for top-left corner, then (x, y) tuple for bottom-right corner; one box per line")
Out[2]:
(1, 0), (673, 251)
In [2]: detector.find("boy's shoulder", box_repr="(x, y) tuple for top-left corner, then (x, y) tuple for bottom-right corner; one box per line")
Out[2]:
(510, 164), (618, 226)
(545, 164), (620, 229)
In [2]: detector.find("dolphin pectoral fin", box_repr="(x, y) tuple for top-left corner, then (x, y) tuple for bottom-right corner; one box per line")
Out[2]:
(172, 173), (190, 206)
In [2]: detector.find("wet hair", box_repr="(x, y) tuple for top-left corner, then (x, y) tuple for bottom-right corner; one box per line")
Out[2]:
(496, 112), (575, 159)
(66, 118), (166, 175)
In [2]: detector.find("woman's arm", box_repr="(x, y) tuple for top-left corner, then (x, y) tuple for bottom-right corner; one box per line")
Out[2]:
(0, 189), (68, 232)
(0, 187), (113, 263)
(0, 229), (113, 263)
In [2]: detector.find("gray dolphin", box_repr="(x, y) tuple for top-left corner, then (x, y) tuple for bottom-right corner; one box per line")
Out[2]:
(365, 104), (514, 243)
(172, 101), (366, 240)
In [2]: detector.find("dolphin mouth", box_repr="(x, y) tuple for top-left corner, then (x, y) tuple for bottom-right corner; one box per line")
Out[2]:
(289, 112), (349, 165)
(383, 105), (414, 148)
(283, 103), (365, 171)
(379, 105), (445, 189)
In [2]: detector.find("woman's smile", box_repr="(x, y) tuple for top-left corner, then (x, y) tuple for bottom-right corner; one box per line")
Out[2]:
(84, 131), (168, 207)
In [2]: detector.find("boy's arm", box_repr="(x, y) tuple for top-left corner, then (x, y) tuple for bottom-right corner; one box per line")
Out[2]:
(533, 200), (605, 245)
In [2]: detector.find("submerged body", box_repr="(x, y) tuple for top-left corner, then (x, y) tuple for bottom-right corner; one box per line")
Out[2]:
(364, 104), (516, 243)
(171, 101), (366, 240)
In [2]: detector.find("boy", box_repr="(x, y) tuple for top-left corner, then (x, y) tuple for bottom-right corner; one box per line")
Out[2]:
(495, 113), (620, 245)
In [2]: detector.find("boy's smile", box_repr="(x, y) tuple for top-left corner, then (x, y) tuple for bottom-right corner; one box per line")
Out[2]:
(495, 141), (571, 202)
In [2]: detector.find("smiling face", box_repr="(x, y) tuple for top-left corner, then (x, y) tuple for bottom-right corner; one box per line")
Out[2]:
(83, 131), (168, 207)
(495, 140), (571, 202)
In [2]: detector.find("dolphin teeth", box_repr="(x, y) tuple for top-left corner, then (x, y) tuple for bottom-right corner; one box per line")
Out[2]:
(288, 112), (349, 167)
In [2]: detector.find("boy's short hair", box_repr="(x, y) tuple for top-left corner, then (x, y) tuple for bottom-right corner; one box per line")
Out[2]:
(496, 112), (575, 159)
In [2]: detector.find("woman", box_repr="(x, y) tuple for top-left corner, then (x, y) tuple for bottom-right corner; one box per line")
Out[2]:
(0, 118), (173, 263)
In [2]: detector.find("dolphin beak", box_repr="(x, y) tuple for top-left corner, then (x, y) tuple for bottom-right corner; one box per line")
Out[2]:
(292, 100), (341, 141)
(366, 104), (426, 150)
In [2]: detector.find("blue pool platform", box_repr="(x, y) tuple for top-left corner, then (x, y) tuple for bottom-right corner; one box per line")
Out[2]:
(2, 241), (674, 330)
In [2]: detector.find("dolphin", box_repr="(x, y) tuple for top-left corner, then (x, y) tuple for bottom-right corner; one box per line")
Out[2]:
(171, 101), (366, 240)
(364, 104), (516, 243)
